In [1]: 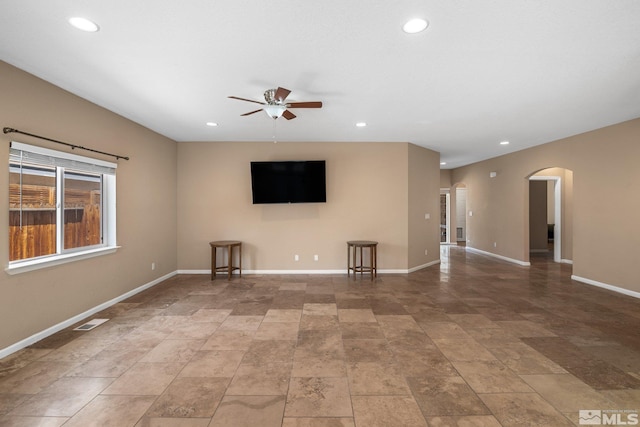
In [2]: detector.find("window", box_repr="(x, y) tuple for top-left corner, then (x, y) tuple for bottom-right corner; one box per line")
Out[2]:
(8, 142), (117, 273)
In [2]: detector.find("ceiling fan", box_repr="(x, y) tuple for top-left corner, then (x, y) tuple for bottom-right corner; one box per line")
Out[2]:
(228, 87), (322, 120)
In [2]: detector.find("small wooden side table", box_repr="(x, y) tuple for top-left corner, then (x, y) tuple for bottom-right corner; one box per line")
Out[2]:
(210, 240), (242, 280)
(347, 240), (378, 280)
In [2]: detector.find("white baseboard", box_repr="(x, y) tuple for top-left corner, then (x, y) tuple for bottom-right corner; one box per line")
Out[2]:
(408, 259), (441, 273)
(179, 264), (440, 276)
(529, 249), (549, 253)
(245, 269), (347, 275)
(176, 269), (358, 275)
(561, 259), (573, 265)
(178, 270), (416, 276)
(177, 269), (211, 275)
(466, 247), (531, 267)
(0, 271), (177, 359)
(571, 275), (640, 299)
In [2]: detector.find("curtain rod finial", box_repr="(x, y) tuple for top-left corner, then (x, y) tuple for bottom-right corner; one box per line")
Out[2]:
(3, 127), (16, 134)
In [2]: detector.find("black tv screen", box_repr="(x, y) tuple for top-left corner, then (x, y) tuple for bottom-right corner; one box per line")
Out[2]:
(250, 161), (326, 204)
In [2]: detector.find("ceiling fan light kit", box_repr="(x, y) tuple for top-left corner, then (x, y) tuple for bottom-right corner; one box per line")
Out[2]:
(229, 86), (322, 121)
(263, 104), (286, 119)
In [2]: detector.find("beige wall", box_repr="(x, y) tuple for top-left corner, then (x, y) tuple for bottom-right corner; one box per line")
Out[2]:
(440, 169), (452, 188)
(177, 141), (440, 272)
(451, 117), (640, 293)
(0, 62), (178, 350)
(408, 144), (441, 268)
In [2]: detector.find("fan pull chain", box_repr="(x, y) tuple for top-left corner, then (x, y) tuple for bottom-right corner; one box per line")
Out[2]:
(272, 118), (277, 143)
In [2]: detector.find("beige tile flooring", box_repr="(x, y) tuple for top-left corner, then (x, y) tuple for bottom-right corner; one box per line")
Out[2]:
(1, 246), (640, 426)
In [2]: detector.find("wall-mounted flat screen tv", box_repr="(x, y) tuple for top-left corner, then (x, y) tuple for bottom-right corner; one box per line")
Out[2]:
(250, 160), (326, 204)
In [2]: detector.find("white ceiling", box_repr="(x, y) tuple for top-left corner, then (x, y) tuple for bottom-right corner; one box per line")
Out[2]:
(1, 1), (639, 168)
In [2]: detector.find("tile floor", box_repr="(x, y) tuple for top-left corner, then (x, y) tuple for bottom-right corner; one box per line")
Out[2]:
(1, 246), (639, 426)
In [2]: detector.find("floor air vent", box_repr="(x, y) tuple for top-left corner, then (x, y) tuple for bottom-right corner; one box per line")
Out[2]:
(73, 318), (109, 331)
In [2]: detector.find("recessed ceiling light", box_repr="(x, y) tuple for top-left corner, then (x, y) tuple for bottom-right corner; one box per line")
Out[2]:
(500, 141), (510, 145)
(356, 122), (367, 127)
(403, 18), (429, 34)
(206, 122), (218, 127)
(68, 17), (100, 32)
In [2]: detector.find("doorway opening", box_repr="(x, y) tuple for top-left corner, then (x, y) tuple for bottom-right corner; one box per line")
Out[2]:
(529, 176), (560, 262)
(440, 183), (467, 246)
(455, 185), (467, 245)
(528, 168), (573, 264)
(439, 191), (450, 243)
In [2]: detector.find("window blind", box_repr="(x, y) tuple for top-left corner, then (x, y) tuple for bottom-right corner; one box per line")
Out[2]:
(10, 141), (117, 175)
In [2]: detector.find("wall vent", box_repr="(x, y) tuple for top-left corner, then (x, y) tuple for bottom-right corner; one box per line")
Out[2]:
(73, 318), (109, 331)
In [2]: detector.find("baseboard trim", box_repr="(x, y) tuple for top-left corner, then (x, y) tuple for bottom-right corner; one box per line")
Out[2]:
(466, 247), (531, 267)
(179, 269), (346, 275)
(408, 259), (441, 273)
(178, 269), (409, 276)
(244, 269), (348, 275)
(571, 275), (640, 299)
(561, 259), (573, 265)
(179, 265), (440, 276)
(177, 269), (211, 275)
(0, 271), (177, 359)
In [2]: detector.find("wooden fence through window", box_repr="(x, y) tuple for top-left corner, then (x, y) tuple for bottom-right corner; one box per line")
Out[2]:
(9, 183), (101, 261)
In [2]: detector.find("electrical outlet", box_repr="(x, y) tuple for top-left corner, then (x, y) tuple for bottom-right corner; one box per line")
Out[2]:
(493, 242), (497, 248)
(314, 254), (319, 261)
(294, 254), (299, 261)
(424, 213), (430, 220)
(151, 262), (156, 270)
(424, 249), (428, 255)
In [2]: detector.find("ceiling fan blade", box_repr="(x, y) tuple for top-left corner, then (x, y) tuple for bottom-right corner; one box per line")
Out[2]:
(282, 110), (296, 120)
(241, 109), (263, 116)
(274, 87), (291, 102)
(228, 96), (266, 105)
(287, 101), (323, 109)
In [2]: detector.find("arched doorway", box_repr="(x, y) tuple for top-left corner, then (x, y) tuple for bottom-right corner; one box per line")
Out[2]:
(527, 167), (573, 264)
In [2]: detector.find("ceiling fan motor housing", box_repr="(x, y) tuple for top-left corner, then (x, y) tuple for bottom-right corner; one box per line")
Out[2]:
(264, 88), (282, 105)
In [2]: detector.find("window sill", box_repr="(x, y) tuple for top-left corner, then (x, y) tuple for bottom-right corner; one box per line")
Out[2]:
(5, 246), (120, 275)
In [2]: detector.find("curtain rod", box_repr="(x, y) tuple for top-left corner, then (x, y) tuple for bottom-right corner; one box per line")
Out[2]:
(3, 127), (130, 161)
